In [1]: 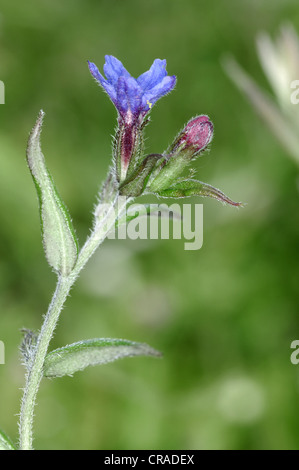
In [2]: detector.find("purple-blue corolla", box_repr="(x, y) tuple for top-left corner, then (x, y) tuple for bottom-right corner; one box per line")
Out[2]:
(88, 55), (176, 123)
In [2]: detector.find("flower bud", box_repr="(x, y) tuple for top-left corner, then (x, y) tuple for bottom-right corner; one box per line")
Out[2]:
(170, 115), (213, 156)
(148, 115), (213, 192)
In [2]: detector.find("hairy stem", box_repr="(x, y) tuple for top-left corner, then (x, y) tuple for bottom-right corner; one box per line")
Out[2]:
(19, 193), (128, 450)
(19, 275), (71, 450)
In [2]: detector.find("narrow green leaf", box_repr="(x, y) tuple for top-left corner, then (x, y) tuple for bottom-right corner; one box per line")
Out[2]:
(0, 429), (16, 450)
(27, 111), (78, 275)
(155, 179), (243, 207)
(43, 338), (162, 378)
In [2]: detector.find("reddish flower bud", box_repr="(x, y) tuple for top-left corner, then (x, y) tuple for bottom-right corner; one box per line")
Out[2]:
(148, 115), (214, 192)
(171, 115), (214, 156)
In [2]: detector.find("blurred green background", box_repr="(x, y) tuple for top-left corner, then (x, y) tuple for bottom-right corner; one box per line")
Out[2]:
(1, 0), (299, 450)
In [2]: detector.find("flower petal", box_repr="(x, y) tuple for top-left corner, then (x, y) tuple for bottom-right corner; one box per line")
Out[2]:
(88, 60), (105, 84)
(137, 59), (167, 91)
(116, 76), (142, 116)
(142, 75), (176, 110)
(103, 55), (131, 85)
(88, 56), (176, 118)
(88, 61), (117, 102)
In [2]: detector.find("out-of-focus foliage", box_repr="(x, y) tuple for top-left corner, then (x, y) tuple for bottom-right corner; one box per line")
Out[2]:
(224, 24), (299, 165)
(1, 0), (299, 450)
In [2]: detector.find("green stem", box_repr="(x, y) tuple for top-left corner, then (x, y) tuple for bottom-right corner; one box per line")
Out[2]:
(19, 275), (71, 450)
(19, 194), (128, 450)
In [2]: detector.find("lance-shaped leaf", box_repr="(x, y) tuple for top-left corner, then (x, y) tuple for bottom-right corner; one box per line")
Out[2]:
(43, 338), (162, 378)
(119, 154), (163, 197)
(153, 179), (242, 206)
(27, 111), (78, 275)
(0, 429), (16, 450)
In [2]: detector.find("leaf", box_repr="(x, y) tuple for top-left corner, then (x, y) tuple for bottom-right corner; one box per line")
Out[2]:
(26, 110), (78, 276)
(154, 179), (242, 207)
(43, 338), (162, 378)
(0, 429), (16, 450)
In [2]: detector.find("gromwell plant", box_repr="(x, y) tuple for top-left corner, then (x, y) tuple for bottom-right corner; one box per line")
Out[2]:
(0, 55), (241, 450)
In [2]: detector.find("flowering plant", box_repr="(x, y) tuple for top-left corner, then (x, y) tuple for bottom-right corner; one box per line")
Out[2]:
(0, 56), (240, 450)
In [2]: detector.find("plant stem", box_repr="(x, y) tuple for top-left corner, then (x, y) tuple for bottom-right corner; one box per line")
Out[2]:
(19, 194), (128, 450)
(19, 275), (71, 450)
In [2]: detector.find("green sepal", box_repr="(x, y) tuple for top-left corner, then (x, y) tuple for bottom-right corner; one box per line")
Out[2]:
(119, 154), (163, 197)
(114, 118), (149, 183)
(125, 117), (150, 180)
(0, 429), (16, 450)
(26, 111), (79, 275)
(43, 338), (162, 378)
(147, 151), (192, 193)
(153, 179), (242, 206)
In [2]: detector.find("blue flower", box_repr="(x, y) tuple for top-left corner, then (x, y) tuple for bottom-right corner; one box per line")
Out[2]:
(88, 55), (176, 121)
